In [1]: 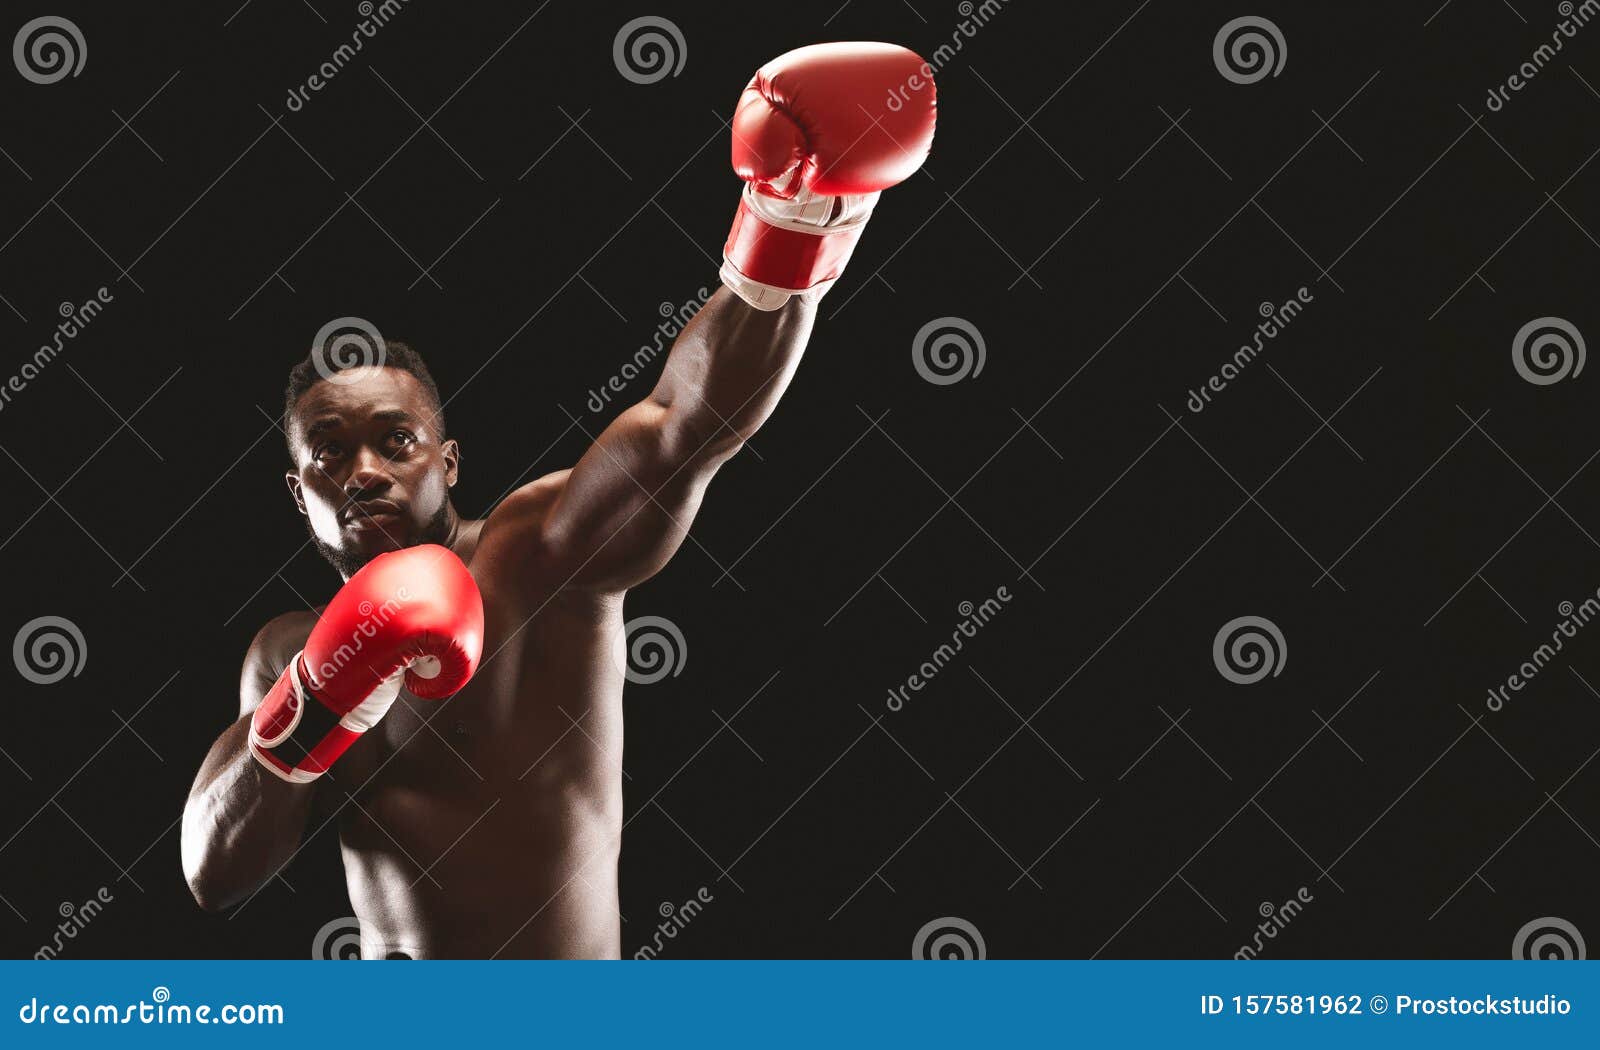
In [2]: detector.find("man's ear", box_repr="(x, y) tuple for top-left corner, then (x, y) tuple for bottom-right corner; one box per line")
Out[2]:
(285, 471), (307, 516)
(442, 438), (460, 488)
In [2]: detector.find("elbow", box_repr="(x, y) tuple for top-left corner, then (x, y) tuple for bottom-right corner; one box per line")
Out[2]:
(186, 876), (227, 914)
(182, 859), (222, 913)
(180, 841), (224, 913)
(183, 851), (246, 914)
(180, 807), (237, 914)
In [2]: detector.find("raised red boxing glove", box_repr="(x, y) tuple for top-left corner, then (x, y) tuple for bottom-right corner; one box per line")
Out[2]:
(721, 42), (937, 311)
(249, 544), (484, 784)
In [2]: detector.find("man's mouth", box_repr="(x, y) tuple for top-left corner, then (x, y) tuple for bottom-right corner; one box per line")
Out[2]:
(342, 500), (404, 529)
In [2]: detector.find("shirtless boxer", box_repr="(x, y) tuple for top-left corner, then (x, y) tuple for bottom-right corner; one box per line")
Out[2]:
(180, 42), (936, 958)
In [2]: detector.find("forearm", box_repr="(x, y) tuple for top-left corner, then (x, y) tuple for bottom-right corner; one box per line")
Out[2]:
(180, 716), (318, 912)
(528, 292), (814, 590)
(648, 287), (816, 453)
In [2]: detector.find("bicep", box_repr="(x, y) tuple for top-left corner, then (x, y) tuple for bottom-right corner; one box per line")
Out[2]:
(238, 642), (279, 721)
(236, 614), (313, 719)
(525, 406), (733, 591)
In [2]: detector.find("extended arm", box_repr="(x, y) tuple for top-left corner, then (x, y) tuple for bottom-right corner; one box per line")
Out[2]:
(525, 290), (813, 592)
(497, 42), (937, 593)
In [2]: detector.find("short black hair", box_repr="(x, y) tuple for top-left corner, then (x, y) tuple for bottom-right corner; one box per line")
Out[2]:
(282, 339), (446, 457)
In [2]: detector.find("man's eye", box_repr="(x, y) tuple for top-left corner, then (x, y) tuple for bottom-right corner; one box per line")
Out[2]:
(388, 430), (417, 447)
(315, 443), (342, 461)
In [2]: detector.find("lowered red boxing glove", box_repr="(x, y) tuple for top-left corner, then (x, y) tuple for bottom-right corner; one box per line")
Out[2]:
(721, 42), (937, 311)
(250, 544), (484, 784)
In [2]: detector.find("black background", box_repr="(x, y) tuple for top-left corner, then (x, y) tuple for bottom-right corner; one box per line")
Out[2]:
(2, 0), (1598, 960)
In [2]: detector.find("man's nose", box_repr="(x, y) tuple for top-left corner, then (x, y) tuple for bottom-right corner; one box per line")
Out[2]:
(343, 446), (394, 494)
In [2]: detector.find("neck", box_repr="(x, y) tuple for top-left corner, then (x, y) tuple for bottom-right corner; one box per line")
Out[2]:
(443, 505), (484, 565)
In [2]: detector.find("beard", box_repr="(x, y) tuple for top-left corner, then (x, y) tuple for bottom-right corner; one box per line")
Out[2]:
(311, 499), (454, 579)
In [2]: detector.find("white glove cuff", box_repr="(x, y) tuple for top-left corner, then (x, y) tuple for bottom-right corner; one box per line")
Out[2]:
(339, 667), (405, 734)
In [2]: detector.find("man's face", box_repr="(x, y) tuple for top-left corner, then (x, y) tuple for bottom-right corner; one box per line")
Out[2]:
(285, 366), (459, 578)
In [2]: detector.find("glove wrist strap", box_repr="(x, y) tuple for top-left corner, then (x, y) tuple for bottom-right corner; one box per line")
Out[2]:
(720, 186), (872, 311)
(248, 652), (360, 784)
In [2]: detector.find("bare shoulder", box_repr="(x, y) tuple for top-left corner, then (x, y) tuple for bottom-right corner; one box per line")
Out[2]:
(238, 610), (318, 717)
(473, 470), (572, 579)
(483, 471), (571, 534)
(470, 469), (630, 610)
